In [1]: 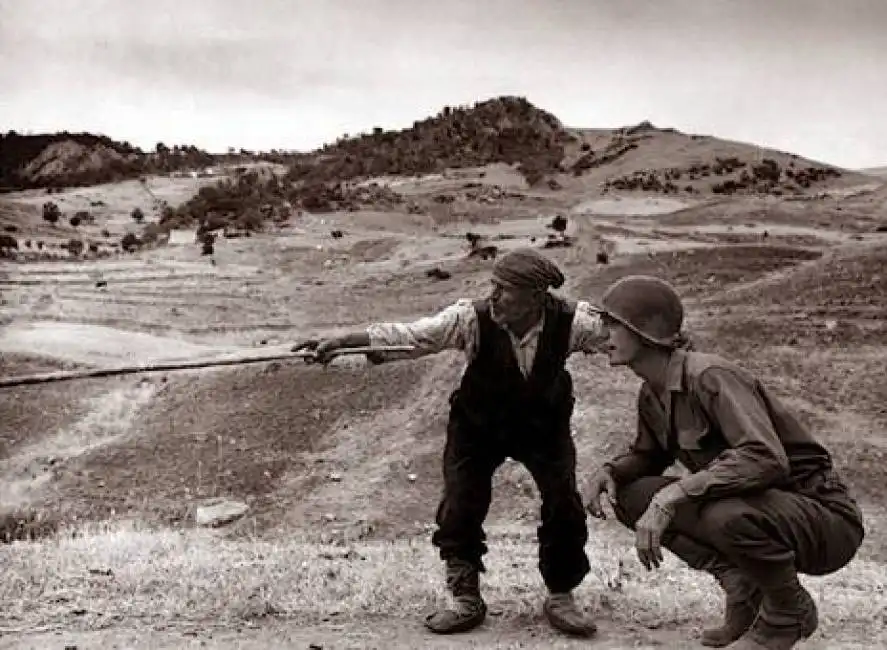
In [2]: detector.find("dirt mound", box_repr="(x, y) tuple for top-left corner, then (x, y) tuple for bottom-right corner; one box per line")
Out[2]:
(704, 243), (887, 349)
(571, 244), (822, 302)
(13, 359), (430, 531)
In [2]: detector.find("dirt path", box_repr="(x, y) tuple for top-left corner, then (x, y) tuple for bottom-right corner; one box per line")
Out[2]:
(1, 618), (878, 649)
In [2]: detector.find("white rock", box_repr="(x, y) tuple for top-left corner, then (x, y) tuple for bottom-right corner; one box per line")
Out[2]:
(195, 499), (249, 527)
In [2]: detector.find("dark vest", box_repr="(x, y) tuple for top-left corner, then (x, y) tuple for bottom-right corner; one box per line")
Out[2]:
(450, 295), (576, 431)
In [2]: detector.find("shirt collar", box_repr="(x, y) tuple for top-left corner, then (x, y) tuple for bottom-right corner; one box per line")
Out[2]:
(666, 349), (687, 392)
(506, 313), (545, 347)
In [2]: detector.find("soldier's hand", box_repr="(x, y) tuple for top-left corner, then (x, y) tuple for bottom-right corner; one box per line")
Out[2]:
(584, 468), (618, 520)
(634, 501), (673, 571)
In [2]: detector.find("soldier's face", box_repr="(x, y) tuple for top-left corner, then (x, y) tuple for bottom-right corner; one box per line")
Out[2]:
(489, 279), (540, 325)
(605, 319), (643, 366)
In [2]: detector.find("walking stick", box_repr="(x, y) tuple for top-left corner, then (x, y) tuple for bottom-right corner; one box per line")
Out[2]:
(0, 345), (416, 388)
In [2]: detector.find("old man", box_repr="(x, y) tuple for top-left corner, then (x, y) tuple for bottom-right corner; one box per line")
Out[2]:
(294, 248), (607, 637)
(584, 275), (865, 649)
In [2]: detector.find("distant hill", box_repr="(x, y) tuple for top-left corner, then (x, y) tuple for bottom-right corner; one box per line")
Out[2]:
(7, 96), (869, 235)
(285, 95), (572, 187)
(861, 166), (887, 178)
(0, 132), (217, 192)
(556, 121), (870, 197)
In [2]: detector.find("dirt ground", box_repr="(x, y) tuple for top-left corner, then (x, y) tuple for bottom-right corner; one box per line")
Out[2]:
(5, 619), (882, 650)
(2, 166), (887, 647)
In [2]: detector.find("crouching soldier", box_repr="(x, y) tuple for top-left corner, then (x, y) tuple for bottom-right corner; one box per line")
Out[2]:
(584, 275), (865, 650)
(294, 248), (607, 637)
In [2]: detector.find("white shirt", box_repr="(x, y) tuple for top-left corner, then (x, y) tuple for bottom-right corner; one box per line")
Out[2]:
(366, 298), (607, 376)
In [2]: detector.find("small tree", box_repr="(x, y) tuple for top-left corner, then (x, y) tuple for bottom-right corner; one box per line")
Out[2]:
(131, 207), (145, 224)
(66, 238), (84, 256)
(121, 233), (141, 252)
(0, 234), (18, 251)
(42, 202), (60, 225)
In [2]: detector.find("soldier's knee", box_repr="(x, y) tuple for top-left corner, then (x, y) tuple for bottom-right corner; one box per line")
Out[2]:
(613, 476), (675, 529)
(697, 497), (758, 543)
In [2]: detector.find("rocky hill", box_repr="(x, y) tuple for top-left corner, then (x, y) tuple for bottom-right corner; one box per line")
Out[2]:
(285, 95), (572, 187)
(0, 131), (217, 191)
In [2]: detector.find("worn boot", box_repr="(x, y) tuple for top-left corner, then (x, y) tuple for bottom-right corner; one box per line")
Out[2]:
(543, 592), (597, 637)
(701, 567), (763, 647)
(423, 559), (487, 634)
(661, 534), (762, 647)
(732, 571), (819, 650)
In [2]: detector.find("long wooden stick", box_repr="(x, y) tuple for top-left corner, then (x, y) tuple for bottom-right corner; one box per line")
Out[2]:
(0, 345), (417, 388)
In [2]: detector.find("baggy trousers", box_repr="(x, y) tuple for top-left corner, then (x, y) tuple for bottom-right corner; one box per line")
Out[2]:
(612, 473), (865, 584)
(431, 406), (590, 593)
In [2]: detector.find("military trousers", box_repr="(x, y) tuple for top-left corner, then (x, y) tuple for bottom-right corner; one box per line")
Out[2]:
(613, 473), (865, 584)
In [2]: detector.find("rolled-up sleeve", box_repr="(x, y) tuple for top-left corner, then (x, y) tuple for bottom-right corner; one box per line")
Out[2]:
(569, 301), (608, 355)
(677, 368), (790, 500)
(605, 389), (674, 484)
(365, 299), (478, 360)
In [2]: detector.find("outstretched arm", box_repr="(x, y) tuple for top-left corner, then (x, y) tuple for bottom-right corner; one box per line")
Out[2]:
(365, 299), (478, 362)
(295, 299), (479, 364)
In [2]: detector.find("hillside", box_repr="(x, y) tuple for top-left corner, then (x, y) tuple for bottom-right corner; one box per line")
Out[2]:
(286, 95), (572, 186)
(557, 122), (871, 197)
(0, 131), (217, 191)
(160, 99), (870, 238)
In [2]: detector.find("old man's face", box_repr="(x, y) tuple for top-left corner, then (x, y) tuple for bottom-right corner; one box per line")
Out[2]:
(489, 278), (542, 326)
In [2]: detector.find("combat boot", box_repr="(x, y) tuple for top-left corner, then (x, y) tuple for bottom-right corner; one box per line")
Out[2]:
(543, 591), (597, 637)
(701, 567), (763, 647)
(731, 571), (818, 650)
(662, 534), (762, 647)
(423, 558), (487, 634)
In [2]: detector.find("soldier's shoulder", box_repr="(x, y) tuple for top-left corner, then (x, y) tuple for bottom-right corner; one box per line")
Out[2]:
(682, 351), (743, 378)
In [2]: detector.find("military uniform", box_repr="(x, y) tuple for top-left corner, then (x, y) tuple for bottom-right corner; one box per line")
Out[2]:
(595, 275), (866, 650)
(607, 349), (864, 582)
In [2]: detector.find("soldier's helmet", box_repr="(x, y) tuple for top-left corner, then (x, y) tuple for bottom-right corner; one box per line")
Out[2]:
(598, 275), (685, 348)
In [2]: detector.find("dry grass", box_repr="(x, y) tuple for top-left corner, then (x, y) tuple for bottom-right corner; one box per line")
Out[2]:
(1, 518), (884, 637)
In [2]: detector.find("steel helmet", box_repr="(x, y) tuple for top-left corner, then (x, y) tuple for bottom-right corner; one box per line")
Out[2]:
(599, 275), (684, 348)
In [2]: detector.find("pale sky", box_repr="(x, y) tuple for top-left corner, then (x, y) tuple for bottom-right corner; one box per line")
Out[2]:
(2, 0), (885, 168)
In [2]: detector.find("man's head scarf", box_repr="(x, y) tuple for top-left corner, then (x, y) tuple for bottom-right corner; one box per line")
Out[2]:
(492, 247), (565, 291)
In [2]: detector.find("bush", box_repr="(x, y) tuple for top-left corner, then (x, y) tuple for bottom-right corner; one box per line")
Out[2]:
(132, 207), (145, 224)
(121, 233), (141, 252)
(42, 201), (60, 225)
(65, 238), (84, 256)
